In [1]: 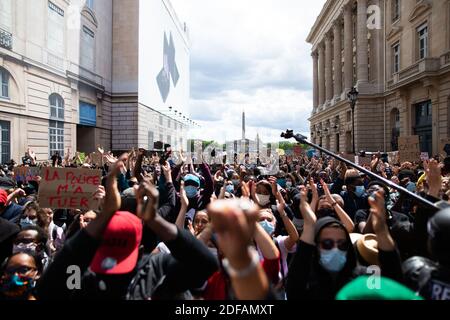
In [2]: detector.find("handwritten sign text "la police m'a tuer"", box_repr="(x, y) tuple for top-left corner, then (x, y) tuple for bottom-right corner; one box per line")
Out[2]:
(38, 167), (102, 210)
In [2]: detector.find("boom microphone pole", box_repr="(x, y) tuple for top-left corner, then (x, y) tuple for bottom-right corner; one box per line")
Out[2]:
(281, 129), (446, 212)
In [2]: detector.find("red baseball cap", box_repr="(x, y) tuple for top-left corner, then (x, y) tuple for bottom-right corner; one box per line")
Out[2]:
(0, 189), (8, 205)
(90, 211), (143, 275)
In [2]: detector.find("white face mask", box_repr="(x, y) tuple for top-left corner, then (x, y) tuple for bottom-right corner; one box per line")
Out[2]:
(256, 193), (271, 206)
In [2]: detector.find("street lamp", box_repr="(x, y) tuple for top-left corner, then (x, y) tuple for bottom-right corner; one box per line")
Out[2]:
(347, 86), (359, 154)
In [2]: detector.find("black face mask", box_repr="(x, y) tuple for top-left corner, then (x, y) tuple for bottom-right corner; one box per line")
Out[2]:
(316, 208), (338, 220)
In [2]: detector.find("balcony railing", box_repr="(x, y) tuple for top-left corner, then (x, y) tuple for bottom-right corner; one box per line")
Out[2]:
(441, 51), (450, 67)
(388, 57), (440, 88)
(0, 28), (12, 50)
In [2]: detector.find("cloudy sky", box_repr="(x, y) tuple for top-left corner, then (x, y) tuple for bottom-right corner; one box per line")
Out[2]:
(170, 0), (327, 143)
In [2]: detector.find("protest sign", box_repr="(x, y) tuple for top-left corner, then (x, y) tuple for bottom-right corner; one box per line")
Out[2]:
(398, 136), (421, 163)
(355, 156), (371, 166)
(420, 152), (429, 161)
(38, 167), (101, 210)
(13, 167), (41, 183)
(387, 151), (399, 164)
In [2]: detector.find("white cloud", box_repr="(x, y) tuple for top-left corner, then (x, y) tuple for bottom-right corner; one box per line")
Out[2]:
(170, 0), (327, 143)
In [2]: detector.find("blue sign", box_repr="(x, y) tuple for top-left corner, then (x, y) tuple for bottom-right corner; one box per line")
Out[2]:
(79, 102), (96, 126)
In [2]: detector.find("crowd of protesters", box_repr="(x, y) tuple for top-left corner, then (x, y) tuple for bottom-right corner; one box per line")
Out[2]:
(0, 144), (449, 300)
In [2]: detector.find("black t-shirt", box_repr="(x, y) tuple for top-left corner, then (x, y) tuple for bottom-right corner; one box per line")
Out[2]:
(22, 155), (34, 166)
(51, 154), (62, 166)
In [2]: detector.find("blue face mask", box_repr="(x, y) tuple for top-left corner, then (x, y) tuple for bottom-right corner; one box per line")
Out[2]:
(354, 186), (366, 198)
(0, 274), (35, 300)
(406, 182), (416, 192)
(319, 248), (347, 273)
(259, 220), (275, 236)
(225, 184), (234, 194)
(184, 186), (199, 199)
(19, 217), (37, 228)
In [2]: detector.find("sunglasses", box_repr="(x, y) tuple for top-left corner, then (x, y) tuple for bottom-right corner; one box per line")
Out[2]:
(319, 239), (349, 251)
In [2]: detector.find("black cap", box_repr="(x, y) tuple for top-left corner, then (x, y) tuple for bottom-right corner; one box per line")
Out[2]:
(428, 208), (450, 266)
(314, 216), (346, 240)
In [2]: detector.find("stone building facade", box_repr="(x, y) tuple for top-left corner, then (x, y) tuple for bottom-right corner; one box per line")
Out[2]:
(0, 0), (190, 163)
(307, 0), (450, 156)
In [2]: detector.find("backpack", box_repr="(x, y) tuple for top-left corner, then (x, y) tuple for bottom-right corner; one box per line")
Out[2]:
(126, 253), (193, 300)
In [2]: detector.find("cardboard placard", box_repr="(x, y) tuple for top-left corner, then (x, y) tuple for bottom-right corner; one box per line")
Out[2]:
(387, 151), (399, 164)
(420, 152), (430, 161)
(398, 136), (421, 163)
(355, 156), (371, 166)
(38, 168), (102, 210)
(13, 167), (41, 183)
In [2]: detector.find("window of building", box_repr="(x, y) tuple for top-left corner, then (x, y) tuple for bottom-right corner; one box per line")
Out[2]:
(79, 101), (96, 126)
(49, 94), (64, 157)
(81, 26), (95, 70)
(392, 42), (400, 73)
(168, 119), (171, 129)
(0, 120), (10, 164)
(148, 131), (154, 150)
(167, 135), (171, 146)
(392, 0), (400, 22)
(159, 116), (163, 126)
(49, 120), (64, 157)
(417, 24), (428, 60)
(86, 0), (94, 10)
(49, 94), (64, 120)
(47, 1), (65, 56)
(0, 0), (12, 32)
(0, 68), (9, 98)
(391, 108), (400, 151)
(159, 134), (163, 144)
(174, 122), (177, 130)
(346, 111), (351, 122)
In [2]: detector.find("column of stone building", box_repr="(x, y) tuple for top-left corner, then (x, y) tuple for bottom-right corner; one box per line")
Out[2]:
(312, 51), (319, 113)
(318, 44), (326, 108)
(325, 34), (333, 104)
(343, 3), (354, 94)
(333, 19), (342, 101)
(356, 0), (368, 85)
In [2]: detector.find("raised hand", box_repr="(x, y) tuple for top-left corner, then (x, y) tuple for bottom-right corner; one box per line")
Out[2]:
(426, 159), (443, 198)
(320, 178), (334, 204)
(268, 176), (278, 195)
(368, 189), (387, 234)
(179, 180), (189, 209)
(299, 185), (316, 226)
(309, 177), (318, 199)
(103, 153), (128, 215)
(135, 178), (159, 224)
(208, 199), (259, 264)
(161, 161), (172, 183)
(241, 180), (251, 198)
(93, 185), (106, 209)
